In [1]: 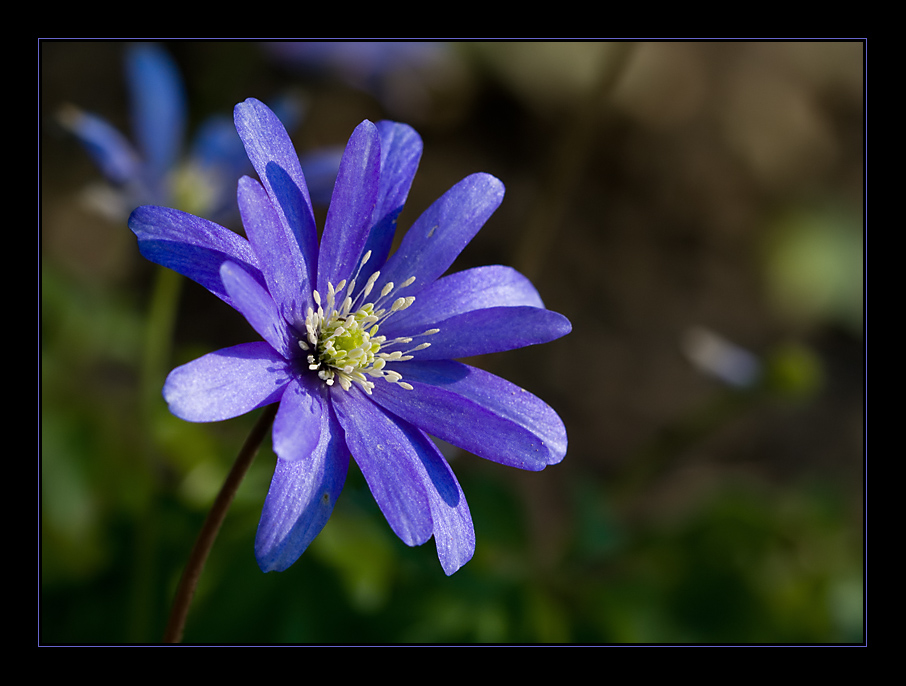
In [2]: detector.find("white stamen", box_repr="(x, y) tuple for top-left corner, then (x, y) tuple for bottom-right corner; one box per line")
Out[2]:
(361, 271), (381, 299)
(303, 271), (427, 393)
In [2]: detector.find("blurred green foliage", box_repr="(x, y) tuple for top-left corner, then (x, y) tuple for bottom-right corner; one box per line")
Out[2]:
(763, 207), (864, 335)
(41, 258), (862, 643)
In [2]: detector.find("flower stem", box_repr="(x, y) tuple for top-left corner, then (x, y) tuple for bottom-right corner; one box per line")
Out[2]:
(163, 404), (278, 643)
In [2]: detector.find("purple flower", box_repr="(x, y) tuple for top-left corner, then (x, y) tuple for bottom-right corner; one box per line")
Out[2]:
(128, 98), (570, 575)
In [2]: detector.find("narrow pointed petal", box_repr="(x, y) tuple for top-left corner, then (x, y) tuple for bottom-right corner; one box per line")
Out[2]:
(234, 98), (318, 286)
(376, 173), (505, 298)
(238, 175), (311, 323)
(125, 43), (185, 183)
(318, 120), (381, 294)
(128, 205), (264, 308)
(408, 306), (572, 360)
(382, 265), (545, 337)
(332, 385), (473, 572)
(373, 121), (423, 222)
(416, 438), (475, 575)
(58, 108), (142, 186)
(370, 360), (567, 469)
(358, 121), (423, 268)
(190, 114), (247, 173)
(331, 388), (432, 547)
(256, 400), (349, 572)
(163, 342), (292, 422)
(220, 261), (297, 359)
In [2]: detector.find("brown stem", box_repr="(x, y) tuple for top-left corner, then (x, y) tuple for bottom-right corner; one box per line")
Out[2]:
(163, 404), (278, 643)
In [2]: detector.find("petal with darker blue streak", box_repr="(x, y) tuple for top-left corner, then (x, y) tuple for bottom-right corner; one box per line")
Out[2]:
(331, 388), (433, 547)
(234, 98), (318, 285)
(357, 121), (423, 268)
(411, 432), (474, 575)
(256, 398), (349, 572)
(239, 175), (312, 323)
(128, 205), (263, 308)
(318, 120), (381, 293)
(220, 261), (298, 360)
(371, 360), (567, 469)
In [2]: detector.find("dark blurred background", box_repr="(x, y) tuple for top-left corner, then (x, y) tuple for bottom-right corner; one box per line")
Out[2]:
(40, 40), (864, 644)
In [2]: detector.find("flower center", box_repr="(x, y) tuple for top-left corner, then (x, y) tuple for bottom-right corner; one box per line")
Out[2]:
(300, 251), (438, 394)
(169, 161), (220, 217)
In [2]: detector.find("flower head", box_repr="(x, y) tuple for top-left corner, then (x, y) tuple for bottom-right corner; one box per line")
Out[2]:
(61, 43), (339, 222)
(128, 98), (570, 575)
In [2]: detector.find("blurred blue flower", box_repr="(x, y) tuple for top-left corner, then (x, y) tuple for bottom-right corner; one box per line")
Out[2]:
(128, 98), (570, 575)
(61, 43), (339, 222)
(264, 41), (456, 116)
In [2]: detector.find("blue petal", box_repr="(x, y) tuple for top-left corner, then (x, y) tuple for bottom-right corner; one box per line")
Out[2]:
(357, 121), (423, 268)
(382, 265), (545, 337)
(373, 122), (422, 221)
(234, 98), (318, 291)
(190, 114), (248, 177)
(272, 376), (327, 463)
(220, 261), (298, 360)
(376, 173), (505, 298)
(256, 396), (349, 572)
(370, 360), (567, 469)
(163, 342), (292, 422)
(125, 43), (186, 184)
(59, 108), (142, 186)
(298, 147), (343, 207)
(238, 175), (312, 325)
(330, 387), (433, 547)
(318, 120), (381, 294)
(406, 306), (572, 360)
(128, 205), (264, 309)
(416, 435), (475, 575)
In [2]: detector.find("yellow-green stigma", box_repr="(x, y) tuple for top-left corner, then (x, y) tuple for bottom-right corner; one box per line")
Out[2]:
(169, 161), (220, 217)
(301, 251), (438, 394)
